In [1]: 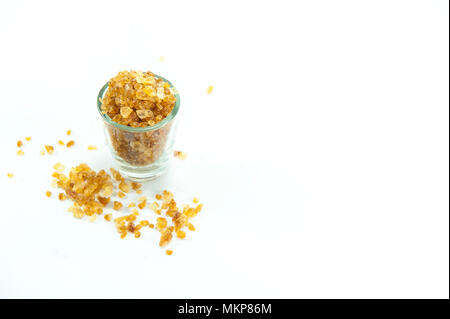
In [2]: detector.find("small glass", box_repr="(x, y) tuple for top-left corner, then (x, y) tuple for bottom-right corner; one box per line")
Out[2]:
(97, 75), (180, 182)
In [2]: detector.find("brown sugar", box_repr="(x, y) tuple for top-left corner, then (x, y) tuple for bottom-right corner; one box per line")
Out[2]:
(137, 198), (147, 209)
(118, 181), (131, 193)
(131, 182), (142, 192)
(45, 145), (54, 155)
(173, 150), (188, 160)
(53, 164), (113, 218)
(110, 168), (124, 182)
(150, 201), (159, 212)
(97, 196), (111, 207)
(53, 162), (65, 172)
(131, 209), (139, 217)
(50, 164), (204, 252)
(69, 204), (85, 219)
(113, 211), (145, 238)
(140, 220), (149, 226)
(55, 164), (114, 206)
(159, 228), (173, 247)
(113, 201), (123, 211)
(172, 211), (188, 231)
(127, 222), (136, 233)
(156, 217), (168, 231)
(105, 123), (173, 166)
(100, 70), (178, 166)
(176, 230), (186, 239)
(101, 71), (176, 128)
(187, 223), (195, 231)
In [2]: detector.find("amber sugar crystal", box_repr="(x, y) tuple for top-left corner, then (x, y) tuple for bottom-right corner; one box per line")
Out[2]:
(140, 220), (149, 226)
(173, 150), (188, 160)
(97, 196), (111, 207)
(118, 181), (131, 193)
(137, 197), (147, 209)
(113, 201), (123, 211)
(156, 217), (168, 231)
(53, 162), (65, 172)
(131, 182), (142, 191)
(176, 230), (186, 239)
(45, 145), (54, 155)
(159, 228), (173, 247)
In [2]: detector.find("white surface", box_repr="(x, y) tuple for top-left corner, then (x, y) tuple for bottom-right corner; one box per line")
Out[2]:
(0, 0), (448, 299)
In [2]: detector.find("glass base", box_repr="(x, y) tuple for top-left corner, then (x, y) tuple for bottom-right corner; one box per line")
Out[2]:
(112, 153), (170, 182)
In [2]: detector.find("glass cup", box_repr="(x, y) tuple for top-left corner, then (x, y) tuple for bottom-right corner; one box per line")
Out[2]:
(97, 75), (180, 182)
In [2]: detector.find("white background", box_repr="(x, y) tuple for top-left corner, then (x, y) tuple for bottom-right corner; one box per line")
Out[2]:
(0, 0), (448, 298)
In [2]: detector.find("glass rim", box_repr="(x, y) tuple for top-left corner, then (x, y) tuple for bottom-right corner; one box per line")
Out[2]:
(97, 74), (180, 132)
